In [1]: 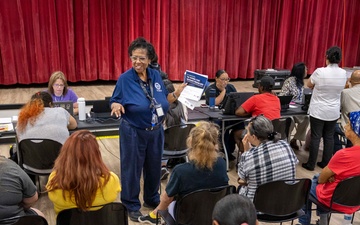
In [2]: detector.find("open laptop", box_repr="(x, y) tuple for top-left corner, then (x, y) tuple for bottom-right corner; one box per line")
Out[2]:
(91, 100), (116, 119)
(53, 101), (74, 115)
(278, 95), (293, 112)
(220, 92), (254, 115)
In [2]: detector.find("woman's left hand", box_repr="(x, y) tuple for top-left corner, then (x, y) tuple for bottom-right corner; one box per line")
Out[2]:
(242, 134), (251, 152)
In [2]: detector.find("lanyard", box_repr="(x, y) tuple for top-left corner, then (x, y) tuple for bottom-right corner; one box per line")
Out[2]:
(138, 79), (157, 109)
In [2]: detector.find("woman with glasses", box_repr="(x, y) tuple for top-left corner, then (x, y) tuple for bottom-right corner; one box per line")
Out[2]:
(237, 115), (298, 201)
(47, 71), (79, 114)
(109, 37), (186, 222)
(204, 70), (238, 161)
(279, 62), (309, 150)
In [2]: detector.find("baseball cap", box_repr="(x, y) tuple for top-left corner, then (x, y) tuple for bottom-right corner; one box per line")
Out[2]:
(259, 76), (275, 88)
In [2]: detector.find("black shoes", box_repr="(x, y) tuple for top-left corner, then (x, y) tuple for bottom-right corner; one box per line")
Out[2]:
(129, 210), (143, 222)
(317, 162), (327, 169)
(302, 163), (314, 171)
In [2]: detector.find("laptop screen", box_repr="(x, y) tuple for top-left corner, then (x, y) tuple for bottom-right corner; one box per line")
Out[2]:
(221, 92), (254, 115)
(278, 95), (293, 112)
(53, 101), (74, 115)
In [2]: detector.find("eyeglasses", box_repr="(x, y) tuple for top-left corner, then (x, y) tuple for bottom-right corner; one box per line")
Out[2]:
(218, 77), (230, 82)
(53, 84), (64, 88)
(130, 56), (148, 63)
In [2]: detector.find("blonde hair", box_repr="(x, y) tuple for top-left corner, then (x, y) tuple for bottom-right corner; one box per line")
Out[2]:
(48, 71), (69, 95)
(187, 121), (219, 169)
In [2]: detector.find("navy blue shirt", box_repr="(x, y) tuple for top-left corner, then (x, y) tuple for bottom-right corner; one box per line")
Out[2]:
(204, 83), (237, 105)
(110, 67), (169, 129)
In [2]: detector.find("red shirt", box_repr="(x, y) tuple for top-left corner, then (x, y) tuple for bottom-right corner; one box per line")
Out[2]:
(241, 93), (281, 120)
(316, 145), (360, 213)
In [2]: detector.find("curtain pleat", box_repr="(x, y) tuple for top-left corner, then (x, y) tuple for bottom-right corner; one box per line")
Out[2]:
(0, 0), (359, 85)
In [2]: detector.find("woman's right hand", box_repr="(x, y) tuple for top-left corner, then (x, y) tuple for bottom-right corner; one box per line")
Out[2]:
(242, 134), (251, 152)
(111, 103), (125, 117)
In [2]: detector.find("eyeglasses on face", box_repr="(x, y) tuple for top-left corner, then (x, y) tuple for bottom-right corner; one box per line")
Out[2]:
(218, 77), (230, 82)
(130, 56), (148, 63)
(53, 84), (65, 88)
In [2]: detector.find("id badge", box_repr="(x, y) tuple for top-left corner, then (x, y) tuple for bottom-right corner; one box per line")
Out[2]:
(155, 104), (164, 117)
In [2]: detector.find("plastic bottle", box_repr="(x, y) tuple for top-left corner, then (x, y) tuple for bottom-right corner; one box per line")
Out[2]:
(343, 214), (352, 225)
(209, 88), (216, 111)
(77, 97), (86, 121)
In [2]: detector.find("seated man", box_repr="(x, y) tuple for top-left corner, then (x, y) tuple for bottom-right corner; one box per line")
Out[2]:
(299, 110), (360, 225)
(212, 194), (258, 225)
(333, 70), (360, 153)
(0, 156), (44, 220)
(237, 115), (298, 201)
(234, 76), (281, 152)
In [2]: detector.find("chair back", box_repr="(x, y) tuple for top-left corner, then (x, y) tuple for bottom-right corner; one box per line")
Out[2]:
(174, 185), (236, 225)
(56, 202), (128, 225)
(331, 175), (360, 208)
(18, 139), (62, 174)
(272, 117), (292, 141)
(0, 215), (48, 225)
(163, 124), (195, 155)
(253, 179), (311, 216)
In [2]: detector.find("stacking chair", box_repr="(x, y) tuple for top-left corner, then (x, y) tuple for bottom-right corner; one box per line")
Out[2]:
(162, 124), (195, 162)
(158, 185), (236, 225)
(309, 175), (360, 224)
(272, 117), (292, 142)
(0, 215), (48, 225)
(56, 202), (128, 225)
(17, 139), (62, 190)
(253, 178), (311, 224)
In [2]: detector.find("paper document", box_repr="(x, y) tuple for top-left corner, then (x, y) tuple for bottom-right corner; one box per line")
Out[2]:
(178, 70), (208, 109)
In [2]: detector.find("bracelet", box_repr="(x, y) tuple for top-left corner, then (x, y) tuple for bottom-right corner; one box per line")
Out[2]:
(172, 92), (177, 99)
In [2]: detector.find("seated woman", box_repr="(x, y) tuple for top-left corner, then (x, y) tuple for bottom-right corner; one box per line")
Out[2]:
(238, 115), (298, 201)
(46, 130), (121, 214)
(204, 70), (238, 160)
(17, 91), (77, 145)
(138, 121), (229, 224)
(0, 156), (44, 220)
(47, 71), (79, 115)
(278, 62), (309, 150)
(298, 111), (360, 225)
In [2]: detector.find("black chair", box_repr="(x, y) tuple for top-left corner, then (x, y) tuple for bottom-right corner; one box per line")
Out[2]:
(17, 139), (62, 190)
(0, 215), (48, 225)
(253, 178), (311, 224)
(309, 175), (360, 224)
(272, 117), (292, 142)
(162, 124), (196, 161)
(158, 185), (236, 225)
(56, 202), (128, 225)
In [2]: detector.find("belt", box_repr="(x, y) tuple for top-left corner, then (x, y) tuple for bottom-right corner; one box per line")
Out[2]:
(145, 123), (162, 131)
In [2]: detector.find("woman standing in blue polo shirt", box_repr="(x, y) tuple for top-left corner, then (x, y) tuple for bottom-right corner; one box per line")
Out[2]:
(109, 37), (186, 222)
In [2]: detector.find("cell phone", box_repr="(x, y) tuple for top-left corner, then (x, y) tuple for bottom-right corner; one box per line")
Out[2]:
(200, 104), (209, 108)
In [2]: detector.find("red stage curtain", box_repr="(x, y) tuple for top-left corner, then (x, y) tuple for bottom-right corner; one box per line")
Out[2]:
(0, 0), (359, 85)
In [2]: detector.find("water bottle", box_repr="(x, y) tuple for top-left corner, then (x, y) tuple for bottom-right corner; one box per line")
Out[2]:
(209, 88), (216, 111)
(77, 97), (86, 121)
(343, 214), (352, 225)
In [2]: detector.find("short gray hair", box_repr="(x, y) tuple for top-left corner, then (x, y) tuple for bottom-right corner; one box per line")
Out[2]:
(248, 115), (280, 142)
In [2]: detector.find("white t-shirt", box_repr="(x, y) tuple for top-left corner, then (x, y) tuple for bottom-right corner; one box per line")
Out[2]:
(308, 64), (347, 121)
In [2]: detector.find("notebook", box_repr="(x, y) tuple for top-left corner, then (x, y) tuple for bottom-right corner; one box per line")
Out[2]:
(53, 101), (74, 115)
(220, 92), (254, 115)
(278, 95), (293, 112)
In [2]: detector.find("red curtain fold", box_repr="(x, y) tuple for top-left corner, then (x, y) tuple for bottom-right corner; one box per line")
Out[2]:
(0, 0), (359, 85)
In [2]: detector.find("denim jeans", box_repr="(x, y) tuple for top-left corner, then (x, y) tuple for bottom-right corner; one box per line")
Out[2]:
(298, 174), (327, 225)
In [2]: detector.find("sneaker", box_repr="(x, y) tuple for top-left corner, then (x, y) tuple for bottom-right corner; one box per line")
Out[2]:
(138, 213), (159, 224)
(161, 167), (169, 180)
(129, 210), (143, 222)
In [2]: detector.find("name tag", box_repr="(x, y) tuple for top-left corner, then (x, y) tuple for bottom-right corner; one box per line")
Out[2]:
(155, 104), (164, 117)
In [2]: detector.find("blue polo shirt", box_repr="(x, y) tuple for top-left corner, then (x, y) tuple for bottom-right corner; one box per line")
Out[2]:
(110, 67), (169, 129)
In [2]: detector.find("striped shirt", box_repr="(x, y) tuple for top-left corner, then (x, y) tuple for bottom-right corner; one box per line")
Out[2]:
(238, 140), (298, 201)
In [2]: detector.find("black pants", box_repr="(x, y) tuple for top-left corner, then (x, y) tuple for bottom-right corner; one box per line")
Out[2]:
(307, 116), (337, 168)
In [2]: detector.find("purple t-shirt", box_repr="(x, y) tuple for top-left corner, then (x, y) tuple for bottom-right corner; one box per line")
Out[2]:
(50, 89), (78, 103)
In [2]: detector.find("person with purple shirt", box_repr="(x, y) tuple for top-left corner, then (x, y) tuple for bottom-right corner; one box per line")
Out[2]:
(47, 71), (79, 115)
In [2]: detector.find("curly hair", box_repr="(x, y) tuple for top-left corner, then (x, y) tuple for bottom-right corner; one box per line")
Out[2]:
(46, 130), (111, 211)
(326, 46), (342, 64)
(17, 92), (53, 133)
(187, 121), (219, 169)
(128, 37), (156, 60)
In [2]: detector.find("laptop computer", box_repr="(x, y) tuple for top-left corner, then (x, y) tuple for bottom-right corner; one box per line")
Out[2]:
(278, 95), (293, 112)
(53, 101), (74, 115)
(220, 92), (254, 115)
(91, 100), (116, 119)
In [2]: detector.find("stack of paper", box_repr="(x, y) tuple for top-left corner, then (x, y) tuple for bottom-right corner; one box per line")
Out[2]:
(0, 117), (14, 132)
(178, 70), (208, 110)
